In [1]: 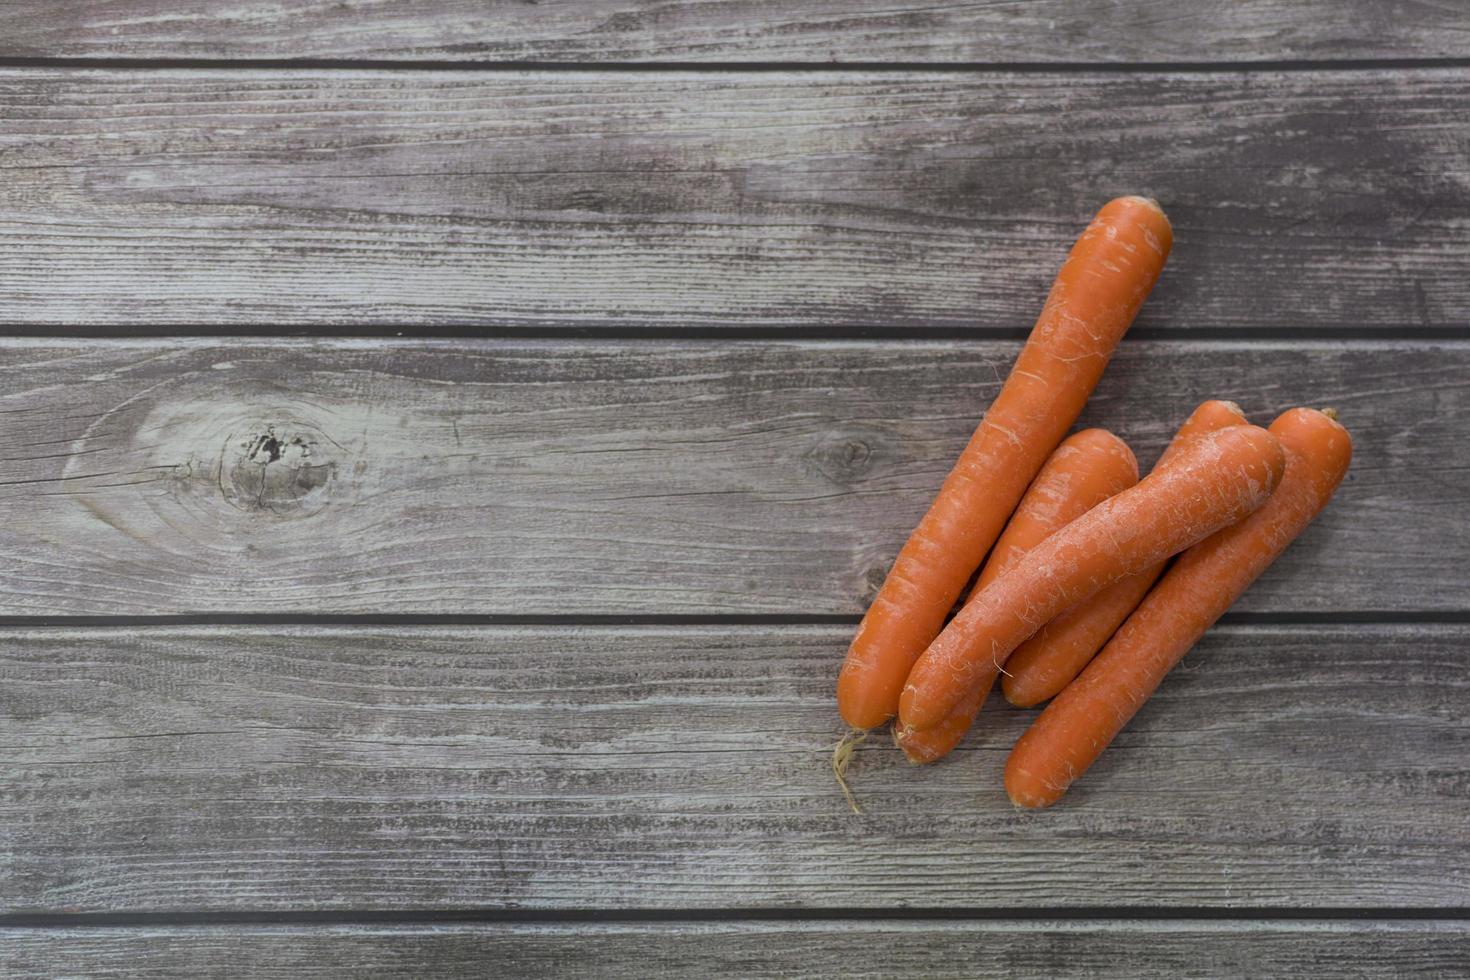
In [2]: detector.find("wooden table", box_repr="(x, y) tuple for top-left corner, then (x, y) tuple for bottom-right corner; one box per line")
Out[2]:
(2, 4), (1468, 976)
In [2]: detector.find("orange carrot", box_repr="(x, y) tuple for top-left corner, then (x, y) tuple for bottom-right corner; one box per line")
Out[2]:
(836, 197), (1173, 730)
(1005, 408), (1352, 808)
(898, 424), (1285, 732)
(974, 430), (1141, 595)
(1001, 400), (1248, 708)
(895, 428), (1138, 764)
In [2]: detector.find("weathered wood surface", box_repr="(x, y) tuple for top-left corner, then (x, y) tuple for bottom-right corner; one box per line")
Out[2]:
(3, 623), (1466, 911)
(0, 339), (1462, 616)
(6, 921), (1470, 979)
(3, 1), (1467, 64)
(4, 69), (1467, 329)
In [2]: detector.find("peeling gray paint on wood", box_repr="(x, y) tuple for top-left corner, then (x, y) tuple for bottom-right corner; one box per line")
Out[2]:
(0, 339), (1461, 615)
(6, 921), (1470, 979)
(3, 623), (1466, 910)
(2, 1), (1467, 64)
(2, 69), (1467, 328)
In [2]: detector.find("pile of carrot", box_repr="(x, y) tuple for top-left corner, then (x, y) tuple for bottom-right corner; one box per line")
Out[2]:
(834, 196), (1352, 810)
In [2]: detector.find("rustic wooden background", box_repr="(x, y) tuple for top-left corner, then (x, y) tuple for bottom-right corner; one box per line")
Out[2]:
(2, 4), (1468, 977)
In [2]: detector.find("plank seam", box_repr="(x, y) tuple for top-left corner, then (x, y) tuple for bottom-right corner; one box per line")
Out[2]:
(0, 326), (1467, 342)
(0, 612), (1465, 628)
(2, 57), (1470, 73)
(1, 908), (1468, 928)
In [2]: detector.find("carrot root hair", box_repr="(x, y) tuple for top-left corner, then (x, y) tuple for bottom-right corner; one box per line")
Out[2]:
(831, 728), (869, 814)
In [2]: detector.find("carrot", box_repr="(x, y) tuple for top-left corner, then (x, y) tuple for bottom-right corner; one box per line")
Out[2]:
(1001, 400), (1248, 708)
(894, 428), (1138, 764)
(836, 196), (1173, 731)
(1005, 408), (1352, 808)
(897, 424), (1285, 732)
(974, 430), (1141, 595)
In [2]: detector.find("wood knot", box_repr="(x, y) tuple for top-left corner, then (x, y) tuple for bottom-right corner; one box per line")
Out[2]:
(222, 424), (336, 516)
(863, 560), (892, 601)
(805, 432), (876, 485)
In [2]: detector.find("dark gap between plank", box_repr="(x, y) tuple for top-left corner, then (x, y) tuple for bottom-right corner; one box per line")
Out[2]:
(1, 908), (1467, 928)
(0, 611), (1465, 629)
(2, 57), (1470, 73)
(0, 326), (1467, 342)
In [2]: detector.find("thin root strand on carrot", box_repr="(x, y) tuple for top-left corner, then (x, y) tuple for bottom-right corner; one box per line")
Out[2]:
(831, 728), (869, 814)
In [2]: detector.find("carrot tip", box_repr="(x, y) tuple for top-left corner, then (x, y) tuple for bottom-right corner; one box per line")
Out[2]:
(1320, 406), (1340, 421)
(831, 728), (869, 814)
(891, 724), (939, 765)
(1004, 778), (1051, 810)
(1119, 194), (1164, 213)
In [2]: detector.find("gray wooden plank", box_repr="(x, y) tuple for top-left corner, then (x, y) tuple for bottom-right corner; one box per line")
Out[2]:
(3, 69), (1467, 329)
(2, 623), (1466, 910)
(2, 2), (1467, 63)
(5, 921), (1469, 979)
(0, 339), (1463, 616)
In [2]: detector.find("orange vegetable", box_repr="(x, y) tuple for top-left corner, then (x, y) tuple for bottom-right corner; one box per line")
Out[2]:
(1001, 400), (1248, 708)
(1005, 408), (1351, 808)
(898, 425), (1285, 732)
(895, 428), (1138, 764)
(836, 197), (1173, 730)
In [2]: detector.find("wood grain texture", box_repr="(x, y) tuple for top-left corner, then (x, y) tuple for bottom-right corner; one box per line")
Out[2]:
(3, 69), (1468, 329)
(6, 921), (1470, 979)
(0, 339), (1463, 616)
(2, 1), (1468, 64)
(3, 623), (1467, 911)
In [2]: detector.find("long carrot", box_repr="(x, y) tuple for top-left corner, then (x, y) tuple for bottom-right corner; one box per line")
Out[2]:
(895, 428), (1138, 764)
(1001, 400), (1248, 708)
(836, 196), (1173, 731)
(1005, 407), (1351, 808)
(974, 430), (1140, 595)
(898, 424), (1285, 732)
